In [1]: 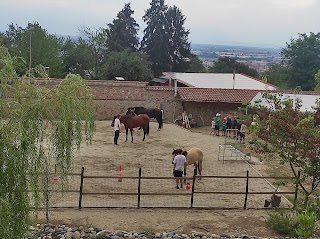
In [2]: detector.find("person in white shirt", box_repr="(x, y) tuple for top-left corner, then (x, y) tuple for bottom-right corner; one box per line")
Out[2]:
(173, 149), (187, 189)
(114, 114), (121, 145)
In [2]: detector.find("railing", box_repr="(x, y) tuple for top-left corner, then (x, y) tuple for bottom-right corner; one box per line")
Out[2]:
(39, 167), (299, 210)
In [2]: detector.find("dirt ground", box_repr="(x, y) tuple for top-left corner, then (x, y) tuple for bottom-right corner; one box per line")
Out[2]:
(37, 121), (293, 237)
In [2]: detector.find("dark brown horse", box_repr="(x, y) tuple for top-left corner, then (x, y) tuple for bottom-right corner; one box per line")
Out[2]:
(111, 114), (150, 143)
(126, 107), (163, 130)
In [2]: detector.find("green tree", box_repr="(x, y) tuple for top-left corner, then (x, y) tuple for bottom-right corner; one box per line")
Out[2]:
(209, 57), (259, 78)
(186, 54), (207, 73)
(61, 37), (95, 78)
(251, 93), (320, 204)
(141, 0), (170, 76)
(0, 46), (95, 238)
(141, 0), (192, 76)
(8, 22), (64, 78)
(281, 32), (320, 90)
(314, 69), (320, 91)
(166, 5), (191, 72)
(78, 26), (108, 79)
(107, 3), (139, 52)
(263, 64), (291, 90)
(103, 50), (153, 81)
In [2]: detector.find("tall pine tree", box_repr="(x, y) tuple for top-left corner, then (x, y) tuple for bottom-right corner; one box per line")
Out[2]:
(141, 0), (191, 76)
(141, 0), (171, 76)
(166, 6), (191, 72)
(107, 3), (139, 52)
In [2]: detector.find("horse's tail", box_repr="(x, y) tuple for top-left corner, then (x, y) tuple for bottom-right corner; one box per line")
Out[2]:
(146, 121), (150, 135)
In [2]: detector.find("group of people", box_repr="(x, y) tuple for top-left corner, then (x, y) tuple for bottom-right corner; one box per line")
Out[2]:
(210, 112), (247, 143)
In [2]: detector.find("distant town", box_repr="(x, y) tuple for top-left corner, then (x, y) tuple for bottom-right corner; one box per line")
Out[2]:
(191, 43), (282, 73)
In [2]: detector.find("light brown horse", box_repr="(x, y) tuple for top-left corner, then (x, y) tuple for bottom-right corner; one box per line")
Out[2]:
(111, 114), (149, 143)
(172, 147), (203, 179)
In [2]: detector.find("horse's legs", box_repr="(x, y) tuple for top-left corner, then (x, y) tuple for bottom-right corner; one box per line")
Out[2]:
(125, 128), (128, 142)
(130, 129), (133, 143)
(142, 130), (146, 141)
(198, 163), (202, 176)
(183, 170), (187, 182)
(194, 162), (198, 175)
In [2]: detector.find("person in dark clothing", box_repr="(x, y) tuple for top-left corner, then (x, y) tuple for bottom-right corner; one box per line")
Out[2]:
(226, 113), (232, 137)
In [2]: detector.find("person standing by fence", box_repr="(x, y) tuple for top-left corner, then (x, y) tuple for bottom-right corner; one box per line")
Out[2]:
(173, 149), (187, 189)
(113, 114), (121, 145)
(214, 113), (221, 136)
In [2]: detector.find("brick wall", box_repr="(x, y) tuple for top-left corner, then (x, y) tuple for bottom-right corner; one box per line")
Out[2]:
(88, 82), (183, 121)
(183, 102), (242, 125)
(34, 78), (240, 124)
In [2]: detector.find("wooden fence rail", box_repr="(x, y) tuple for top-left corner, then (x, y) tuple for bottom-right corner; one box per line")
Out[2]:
(42, 167), (299, 210)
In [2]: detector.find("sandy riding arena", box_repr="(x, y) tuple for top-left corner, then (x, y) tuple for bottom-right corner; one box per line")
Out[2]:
(42, 121), (292, 236)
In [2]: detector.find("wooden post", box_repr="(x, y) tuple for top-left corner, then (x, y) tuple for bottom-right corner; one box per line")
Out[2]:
(45, 175), (49, 224)
(190, 168), (196, 208)
(243, 170), (249, 209)
(78, 167), (84, 210)
(138, 168), (142, 209)
(293, 171), (300, 209)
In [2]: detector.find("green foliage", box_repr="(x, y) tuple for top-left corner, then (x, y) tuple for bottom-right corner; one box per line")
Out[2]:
(251, 93), (320, 204)
(141, 0), (171, 76)
(0, 46), (17, 82)
(0, 48), (95, 238)
(103, 50), (153, 81)
(77, 26), (108, 79)
(10, 22), (64, 78)
(107, 3), (140, 52)
(315, 69), (320, 91)
(166, 5), (191, 72)
(141, 0), (191, 76)
(267, 207), (318, 238)
(295, 207), (317, 238)
(61, 37), (95, 78)
(281, 32), (320, 90)
(263, 64), (291, 90)
(186, 54), (207, 73)
(267, 210), (297, 237)
(209, 57), (259, 78)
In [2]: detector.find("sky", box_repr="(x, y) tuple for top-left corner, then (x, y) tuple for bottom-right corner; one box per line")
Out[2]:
(0, 0), (319, 48)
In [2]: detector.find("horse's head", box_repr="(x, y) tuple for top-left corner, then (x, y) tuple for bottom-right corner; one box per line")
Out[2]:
(111, 115), (116, 127)
(126, 107), (132, 115)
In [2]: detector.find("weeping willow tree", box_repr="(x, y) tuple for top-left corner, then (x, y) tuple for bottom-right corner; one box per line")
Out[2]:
(0, 46), (95, 238)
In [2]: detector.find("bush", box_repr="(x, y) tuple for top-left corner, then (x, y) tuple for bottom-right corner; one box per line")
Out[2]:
(267, 207), (318, 238)
(266, 210), (297, 237)
(295, 207), (317, 238)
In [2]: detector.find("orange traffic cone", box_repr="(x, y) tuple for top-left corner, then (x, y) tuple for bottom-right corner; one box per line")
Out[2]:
(186, 181), (191, 190)
(118, 165), (122, 182)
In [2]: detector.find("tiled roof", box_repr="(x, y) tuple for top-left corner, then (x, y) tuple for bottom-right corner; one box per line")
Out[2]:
(146, 86), (174, 91)
(177, 88), (260, 103)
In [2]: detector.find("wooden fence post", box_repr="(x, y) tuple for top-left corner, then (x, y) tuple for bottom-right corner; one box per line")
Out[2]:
(190, 168), (196, 208)
(78, 167), (84, 210)
(243, 170), (249, 209)
(138, 168), (142, 209)
(293, 170), (300, 209)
